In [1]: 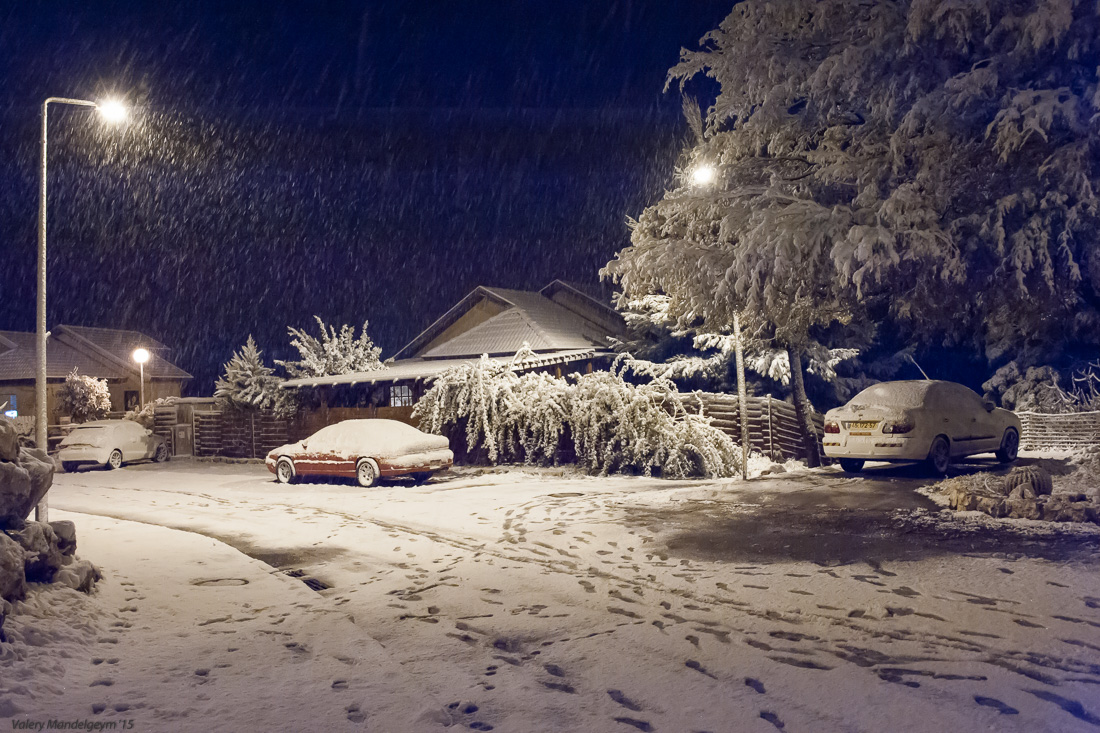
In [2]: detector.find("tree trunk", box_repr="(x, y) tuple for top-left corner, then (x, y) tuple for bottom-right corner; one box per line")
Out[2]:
(786, 345), (821, 468)
(733, 314), (749, 480)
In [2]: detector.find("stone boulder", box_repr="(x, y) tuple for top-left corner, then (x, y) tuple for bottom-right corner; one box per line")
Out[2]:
(9, 521), (63, 583)
(0, 445), (55, 528)
(54, 559), (101, 593)
(0, 532), (27, 602)
(0, 416), (18, 462)
(49, 520), (77, 557)
(1003, 465), (1053, 499)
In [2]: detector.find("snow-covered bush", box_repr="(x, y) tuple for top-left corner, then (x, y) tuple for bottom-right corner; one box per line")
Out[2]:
(414, 348), (741, 478)
(215, 336), (296, 417)
(55, 370), (111, 423)
(983, 361), (1100, 413)
(124, 396), (177, 429)
(275, 317), (383, 379)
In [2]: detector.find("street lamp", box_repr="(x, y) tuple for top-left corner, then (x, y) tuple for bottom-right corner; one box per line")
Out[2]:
(132, 348), (150, 408)
(35, 96), (127, 522)
(690, 163), (716, 186)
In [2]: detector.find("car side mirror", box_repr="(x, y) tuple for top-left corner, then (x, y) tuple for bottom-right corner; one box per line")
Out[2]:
(982, 399), (995, 412)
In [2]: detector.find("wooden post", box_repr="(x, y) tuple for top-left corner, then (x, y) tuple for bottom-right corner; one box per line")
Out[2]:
(733, 313), (749, 480)
(766, 394), (774, 459)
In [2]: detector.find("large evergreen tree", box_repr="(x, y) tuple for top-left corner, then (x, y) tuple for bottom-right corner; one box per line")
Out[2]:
(604, 0), (1100, 462)
(215, 336), (292, 415)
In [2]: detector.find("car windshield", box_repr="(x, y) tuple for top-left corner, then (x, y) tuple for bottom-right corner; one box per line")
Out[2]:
(60, 426), (111, 446)
(849, 382), (932, 408)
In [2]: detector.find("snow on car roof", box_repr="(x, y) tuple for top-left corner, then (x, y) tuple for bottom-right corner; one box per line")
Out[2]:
(850, 380), (937, 407)
(309, 419), (449, 459)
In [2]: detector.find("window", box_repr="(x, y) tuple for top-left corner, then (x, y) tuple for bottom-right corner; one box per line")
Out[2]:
(2, 393), (15, 418)
(390, 385), (414, 407)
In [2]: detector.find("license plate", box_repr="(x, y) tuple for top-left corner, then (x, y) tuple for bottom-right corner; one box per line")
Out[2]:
(848, 421), (879, 430)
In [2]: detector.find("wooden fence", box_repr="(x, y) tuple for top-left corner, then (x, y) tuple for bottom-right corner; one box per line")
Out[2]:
(1018, 411), (1100, 450)
(194, 410), (292, 459)
(679, 392), (824, 462)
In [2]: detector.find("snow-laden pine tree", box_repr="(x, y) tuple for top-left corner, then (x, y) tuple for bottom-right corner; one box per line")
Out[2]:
(275, 317), (383, 379)
(215, 336), (294, 415)
(604, 0), (1100, 464)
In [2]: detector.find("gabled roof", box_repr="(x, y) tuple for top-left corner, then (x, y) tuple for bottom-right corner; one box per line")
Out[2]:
(54, 325), (191, 380)
(0, 326), (191, 382)
(393, 283), (622, 361)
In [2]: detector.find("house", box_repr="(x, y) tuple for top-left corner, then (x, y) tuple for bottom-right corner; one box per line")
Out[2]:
(282, 280), (625, 429)
(0, 325), (191, 426)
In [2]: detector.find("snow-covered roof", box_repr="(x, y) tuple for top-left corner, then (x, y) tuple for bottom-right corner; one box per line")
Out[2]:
(0, 330), (131, 380)
(281, 348), (603, 390)
(393, 283), (621, 360)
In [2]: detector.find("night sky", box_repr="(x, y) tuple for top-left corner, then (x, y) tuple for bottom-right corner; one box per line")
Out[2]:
(0, 1), (731, 392)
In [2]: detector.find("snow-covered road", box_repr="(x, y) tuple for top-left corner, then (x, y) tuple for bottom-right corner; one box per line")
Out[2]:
(23, 460), (1100, 731)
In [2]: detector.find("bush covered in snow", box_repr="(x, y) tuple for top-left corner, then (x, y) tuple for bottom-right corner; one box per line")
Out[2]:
(275, 316), (383, 379)
(124, 396), (178, 429)
(984, 361), (1100, 413)
(414, 348), (741, 478)
(55, 370), (111, 423)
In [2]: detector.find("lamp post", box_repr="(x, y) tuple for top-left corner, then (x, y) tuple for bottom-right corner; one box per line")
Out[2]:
(132, 348), (150, 408)
(35, 96), (127, 522)
(689, 162), (749, 479)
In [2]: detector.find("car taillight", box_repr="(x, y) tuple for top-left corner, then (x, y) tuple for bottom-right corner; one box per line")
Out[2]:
(882, 421), (913, 434)
(824, 421), (840, 434)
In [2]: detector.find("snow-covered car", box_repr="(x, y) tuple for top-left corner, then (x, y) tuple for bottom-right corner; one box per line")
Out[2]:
(58, 419), (168, 472)
(266, 419), (453, 487)
(822, 380), (1021, 475)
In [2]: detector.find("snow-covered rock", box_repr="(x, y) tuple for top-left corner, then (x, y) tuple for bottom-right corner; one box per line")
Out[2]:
(53, 558), (100, 593)
(9, 521), (63, 583)
(0, 532), (26, 602)
(931, 464), (1099, 524)
(0, 445), (55, 528)
(0, 415), (18, 462)
(48, 520), (77, 557)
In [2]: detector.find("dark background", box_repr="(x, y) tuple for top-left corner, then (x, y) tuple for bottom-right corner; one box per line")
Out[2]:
(0, 1), (731, 392)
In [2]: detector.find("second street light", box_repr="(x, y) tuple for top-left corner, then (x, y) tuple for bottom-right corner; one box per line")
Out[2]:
(132, 348), (150, 408)
(35, 96), (127, 521)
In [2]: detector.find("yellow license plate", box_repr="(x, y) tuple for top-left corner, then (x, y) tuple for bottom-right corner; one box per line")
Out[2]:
(848, 421), (879, 430)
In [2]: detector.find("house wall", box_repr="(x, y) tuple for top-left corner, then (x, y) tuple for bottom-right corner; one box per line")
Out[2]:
(417, 298), (508, 357)
(0, 377), (183, 425)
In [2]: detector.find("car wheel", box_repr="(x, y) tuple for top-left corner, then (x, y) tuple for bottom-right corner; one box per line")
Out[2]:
(411, 471), (432, 484)
(153, 443), (168, 463)
(926, 436), (951, 475)
(996, 428), (1019, 463)
(62, 461), (79, 473)
(838, 458), (864, 473)
(356, 459), (378, 488)
(106, 449), (123, 470)
(275, 457), (295, 484)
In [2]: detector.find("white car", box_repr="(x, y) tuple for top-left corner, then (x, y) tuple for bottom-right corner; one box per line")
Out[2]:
(266, 419), (454, 487)
(822, 380), (1021, 474)
(58, 420), (168, 472)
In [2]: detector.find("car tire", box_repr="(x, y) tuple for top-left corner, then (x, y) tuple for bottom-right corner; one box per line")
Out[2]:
(995, 428), (1019, 463)
(838, 458), (864, 473)
(105, 449), (124, 470)
(356, 459), (378, 488)
(62, 461), (79, 473)
(411, 471), (432, 484)
(275, 457), (295, 484)
(926, 436), (951, 475)
(153, 443), (168, 463)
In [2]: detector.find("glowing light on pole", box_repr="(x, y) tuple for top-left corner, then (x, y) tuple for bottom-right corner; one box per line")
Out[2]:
(690, 164), (716, 186)
(35, 96), (128, 522)
(132, 348), (150, 408)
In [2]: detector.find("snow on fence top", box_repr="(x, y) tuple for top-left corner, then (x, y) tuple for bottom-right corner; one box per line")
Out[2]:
(1017, 410), (1100, 450)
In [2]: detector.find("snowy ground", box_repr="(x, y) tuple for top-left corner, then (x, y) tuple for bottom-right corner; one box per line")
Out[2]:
(3, 455), (1100, 732)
